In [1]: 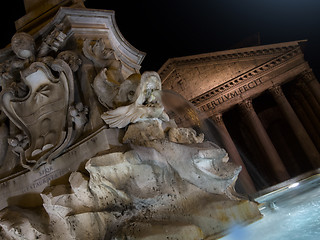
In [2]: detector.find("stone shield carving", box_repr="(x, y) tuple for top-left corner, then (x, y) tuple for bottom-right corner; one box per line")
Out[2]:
(0, 59), (74, 169)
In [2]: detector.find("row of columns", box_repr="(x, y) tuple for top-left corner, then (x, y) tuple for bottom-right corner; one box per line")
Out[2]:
(211, 69), (320, 195)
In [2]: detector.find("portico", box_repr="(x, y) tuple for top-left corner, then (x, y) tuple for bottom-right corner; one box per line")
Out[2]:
(159, 41), (320, 194)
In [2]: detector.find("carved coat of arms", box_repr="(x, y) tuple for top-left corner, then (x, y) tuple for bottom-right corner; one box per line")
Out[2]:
(0, 31), (87, 170)
(1, 60), (74, 169)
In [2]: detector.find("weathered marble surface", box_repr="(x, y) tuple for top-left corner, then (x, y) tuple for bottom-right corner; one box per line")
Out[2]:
(0, 120), (261, 239)
(0, 7), (146, 176)
(0, 5), (261, 240)
(0, 127), (122, 211)
(101, 71), (169, 128)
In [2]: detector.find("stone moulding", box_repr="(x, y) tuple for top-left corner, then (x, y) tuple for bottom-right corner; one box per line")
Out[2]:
(36, 7), (146, 78)
(191, 45), (302, 106)
(159, 40), (306, 82)
(158, 42), (309, 116)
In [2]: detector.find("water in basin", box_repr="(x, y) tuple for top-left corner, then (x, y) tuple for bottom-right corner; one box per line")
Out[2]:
(220, 173), (320, 240)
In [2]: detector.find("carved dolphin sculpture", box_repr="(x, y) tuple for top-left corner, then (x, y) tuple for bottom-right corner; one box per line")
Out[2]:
(131, 141), (241, 199)
(131, 140), (242, 198)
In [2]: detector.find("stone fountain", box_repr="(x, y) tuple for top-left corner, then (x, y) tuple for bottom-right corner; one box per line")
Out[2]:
(0, 1), (261, 239)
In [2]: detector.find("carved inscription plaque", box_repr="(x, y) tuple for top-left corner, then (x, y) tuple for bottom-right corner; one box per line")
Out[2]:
(0, 127), (121, 210)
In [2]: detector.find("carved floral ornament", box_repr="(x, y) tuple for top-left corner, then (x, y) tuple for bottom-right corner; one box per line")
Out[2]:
(0, 30), (87, 170)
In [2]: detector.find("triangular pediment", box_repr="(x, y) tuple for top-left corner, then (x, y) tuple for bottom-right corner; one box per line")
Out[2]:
(159, 40), (306, 100)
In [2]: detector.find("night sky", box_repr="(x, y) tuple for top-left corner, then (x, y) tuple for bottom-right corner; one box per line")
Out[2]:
(1, 0), (320, 75)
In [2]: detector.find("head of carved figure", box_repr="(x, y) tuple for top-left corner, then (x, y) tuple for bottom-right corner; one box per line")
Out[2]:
(11, 32), (35, 60)
(134, 71), (162, 106)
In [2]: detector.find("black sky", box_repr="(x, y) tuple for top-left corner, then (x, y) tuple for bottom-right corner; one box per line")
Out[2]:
(1, 0), (320, 75)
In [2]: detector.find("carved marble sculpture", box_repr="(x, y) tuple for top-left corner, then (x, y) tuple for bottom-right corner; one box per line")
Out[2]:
(101, 71), (170, 128)
(0, 6), (261, 240)
(0, 118), (261, 239)
(0, 31), (88, 170)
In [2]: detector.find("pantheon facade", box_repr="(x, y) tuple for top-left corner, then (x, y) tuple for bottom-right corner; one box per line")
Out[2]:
(159, 41), (320, 193)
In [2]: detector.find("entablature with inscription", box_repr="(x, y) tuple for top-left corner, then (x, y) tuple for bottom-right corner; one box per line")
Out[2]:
(158, 40), (310, 116)
(159, 40), (306, 82)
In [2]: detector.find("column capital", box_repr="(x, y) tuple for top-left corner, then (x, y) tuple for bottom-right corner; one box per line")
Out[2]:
(297, 69), (317, 83)
(211, 113), (223, 125)
(269, 85), (284, 98)
(239, 98), (253, 112)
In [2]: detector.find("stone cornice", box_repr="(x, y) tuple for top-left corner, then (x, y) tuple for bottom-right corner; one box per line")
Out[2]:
(159, 40), (306, 83)
(41, 7), (146, 65)
(190, 45), (302, 107)
(26, 7), (146, 77)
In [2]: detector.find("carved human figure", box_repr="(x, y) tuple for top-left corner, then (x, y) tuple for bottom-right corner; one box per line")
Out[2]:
(83, 38), (119, 68)
(101, 71), (169, 128)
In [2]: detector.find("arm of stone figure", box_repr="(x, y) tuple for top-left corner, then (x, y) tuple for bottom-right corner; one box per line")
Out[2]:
(101, 103), (145, 128)
(101, 101), (169, 129)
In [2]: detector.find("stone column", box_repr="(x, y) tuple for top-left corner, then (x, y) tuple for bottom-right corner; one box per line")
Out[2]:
(269, 85), (320, 168)
(211, 114), (256, 194)
(239, 99), (290, 182)
(289, 96), (320, 152)
(296, 80), (320, 120)
(299, 70), (320, 105)
(292, 89), (320, 135)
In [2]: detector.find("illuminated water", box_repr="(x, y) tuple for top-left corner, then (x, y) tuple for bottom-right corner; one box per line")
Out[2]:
(220, 173), (320, 240)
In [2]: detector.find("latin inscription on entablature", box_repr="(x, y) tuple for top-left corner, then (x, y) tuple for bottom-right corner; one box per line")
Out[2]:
(191, 45), (303, 113)
(200, 78), (263, 111)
